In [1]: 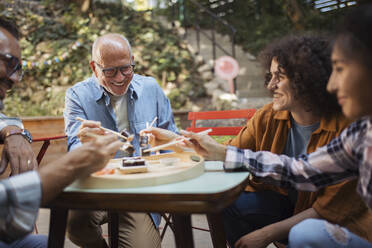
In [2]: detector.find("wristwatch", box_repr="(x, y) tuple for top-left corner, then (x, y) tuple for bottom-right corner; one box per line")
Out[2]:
(6, 129), (33, 143)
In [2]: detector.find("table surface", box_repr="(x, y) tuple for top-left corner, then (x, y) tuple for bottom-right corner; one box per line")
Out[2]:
(64, 161), (249, 195)
(46, 161), (250, 248)
(46, 161), (250, 214)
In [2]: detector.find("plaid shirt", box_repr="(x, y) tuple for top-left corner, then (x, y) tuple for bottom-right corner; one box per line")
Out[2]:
(224, 117), (372, 209)
(0, 171), (42, 243)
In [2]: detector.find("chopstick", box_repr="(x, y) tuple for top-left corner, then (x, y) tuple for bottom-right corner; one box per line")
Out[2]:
(76, 117), (128, 140)
(143, 128), (212, 153)
(149, 117), (158, 128)
(85, 133), (129, 152)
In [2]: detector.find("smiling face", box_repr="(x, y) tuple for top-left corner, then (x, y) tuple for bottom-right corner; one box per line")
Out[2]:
(267, 58), (301, 112)
(0, 27), (21, 105)
(90, 35), (134, 96)
(327, 45), (372, 119)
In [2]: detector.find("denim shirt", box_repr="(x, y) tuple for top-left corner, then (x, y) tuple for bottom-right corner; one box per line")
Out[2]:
(64, 74), (178, 226)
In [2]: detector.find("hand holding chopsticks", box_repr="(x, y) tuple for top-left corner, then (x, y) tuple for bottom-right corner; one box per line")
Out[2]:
(76, 117), (129, 141)
(143, 128), (212, 153)
(85, 132), (130, 153)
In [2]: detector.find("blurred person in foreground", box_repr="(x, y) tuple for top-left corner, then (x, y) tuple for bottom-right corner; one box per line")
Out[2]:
(0, 17), (123, 248)
(0, 19), (37, 177)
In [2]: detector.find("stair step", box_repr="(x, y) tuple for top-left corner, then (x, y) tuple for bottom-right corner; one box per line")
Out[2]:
(237, 88), (270, 98)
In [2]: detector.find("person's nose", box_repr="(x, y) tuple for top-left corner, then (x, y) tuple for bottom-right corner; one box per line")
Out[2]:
(113, 69), (126, 82)
(0, 64), (18, 86)
(267, 77), (278, 90)
(327, 71), (337, 94)
(8, 71), (20, 85)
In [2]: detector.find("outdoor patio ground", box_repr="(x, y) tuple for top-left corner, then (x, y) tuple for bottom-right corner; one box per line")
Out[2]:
(36, 208), (276, 247)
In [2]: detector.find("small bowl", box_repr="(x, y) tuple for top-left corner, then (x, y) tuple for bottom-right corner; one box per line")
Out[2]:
(160, 157), (180, 166)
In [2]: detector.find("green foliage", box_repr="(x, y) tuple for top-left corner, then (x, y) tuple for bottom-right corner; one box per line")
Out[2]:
(212, 135), (234, 144)
(1, 1), (206, 116)
(162, 0), (348, 55)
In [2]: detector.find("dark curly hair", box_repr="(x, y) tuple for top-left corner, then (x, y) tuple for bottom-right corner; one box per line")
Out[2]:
(259, 34), (341, 117)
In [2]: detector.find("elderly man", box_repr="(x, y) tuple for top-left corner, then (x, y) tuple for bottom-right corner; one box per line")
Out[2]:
(64, 33), (177, 248)
(0, 17), (122, 248)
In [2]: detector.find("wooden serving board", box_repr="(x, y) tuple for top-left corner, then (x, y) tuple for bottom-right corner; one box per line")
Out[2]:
(70, 151), (204, 189)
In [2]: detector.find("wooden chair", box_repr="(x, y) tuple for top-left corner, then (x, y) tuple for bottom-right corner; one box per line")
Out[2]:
(186, 109), (257, 136)
(160, 213), (175, 240)
(33, 135), (67, 165)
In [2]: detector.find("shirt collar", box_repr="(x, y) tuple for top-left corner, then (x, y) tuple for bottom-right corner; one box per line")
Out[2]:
(273, 110), (291, 129)
(314, 115), (339, 133)
(93, 74), (140, 102)
(273, 109), (338, 132)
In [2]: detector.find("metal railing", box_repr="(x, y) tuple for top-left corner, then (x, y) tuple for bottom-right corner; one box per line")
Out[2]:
(168, 0), (236, 60)
(184, 0), (237, 62)
(167, 0), (237, 92)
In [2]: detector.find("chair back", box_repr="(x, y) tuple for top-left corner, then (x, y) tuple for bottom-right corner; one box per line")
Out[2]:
(186, 109), (256, 136)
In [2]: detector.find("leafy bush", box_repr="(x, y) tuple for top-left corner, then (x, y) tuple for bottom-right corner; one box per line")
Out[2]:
(160, 0), (348, 55)
(1, 0), (207, 116)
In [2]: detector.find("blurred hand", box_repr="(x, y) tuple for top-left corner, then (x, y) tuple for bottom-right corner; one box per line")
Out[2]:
(141, 127), (184, 152)
(235, 228), (271, 248)
(68, 133), (123, 176)
(180, 130), (227, 161)
(0, 128), (37, 175)
(77, 119), (105, 143)
(39, 133), (123, 204)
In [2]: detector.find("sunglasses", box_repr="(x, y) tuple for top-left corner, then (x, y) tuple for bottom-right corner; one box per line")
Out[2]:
(94, 62), (135, 78)
(0, 53), (23, 81)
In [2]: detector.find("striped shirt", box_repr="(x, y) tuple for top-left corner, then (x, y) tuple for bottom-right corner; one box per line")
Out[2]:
(0, 171), (42, 243)
(224, 117), (372, 209)
(0, 113), (23, 133)
(0, 113), (41, 242)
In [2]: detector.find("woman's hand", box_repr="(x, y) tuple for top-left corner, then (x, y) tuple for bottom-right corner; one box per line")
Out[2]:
(141, 127), (184, 152)
(180, 130), (227, 161)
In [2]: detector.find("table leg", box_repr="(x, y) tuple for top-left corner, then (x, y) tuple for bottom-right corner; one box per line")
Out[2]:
(48, 208), (68, 248)
(172, 214), (194, 248)
(108, 212), (119, 248)
(207, 213), (227, 248)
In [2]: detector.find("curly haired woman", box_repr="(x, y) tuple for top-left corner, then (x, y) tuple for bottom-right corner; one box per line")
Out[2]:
(144, 5), (372, 247)
(221, 34), (372, 248)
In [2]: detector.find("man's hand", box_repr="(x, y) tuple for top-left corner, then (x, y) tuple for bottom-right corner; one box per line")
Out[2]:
(39, 133), (123, 204)
(235, 228), (271, 248)
(77, 119), (105, 143)
(0, 127), (37, 175)
(141, 127), (184, 152)
(67, 133), (123, 176)
(180, 130), (227, 161)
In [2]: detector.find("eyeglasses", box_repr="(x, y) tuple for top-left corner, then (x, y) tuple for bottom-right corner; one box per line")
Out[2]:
(0, 53), (23, 81)
(94, 62), (135, 78)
